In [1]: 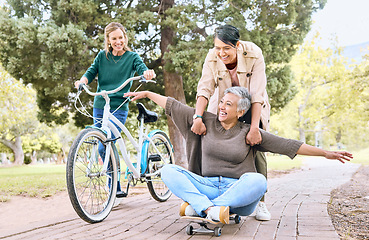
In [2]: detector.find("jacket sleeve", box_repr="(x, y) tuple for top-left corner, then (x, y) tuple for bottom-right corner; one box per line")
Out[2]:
(132, 52), (149, 75)
(196, 51), (216, 101)
(254, 129), (303, 159)
(249, 48), (267, 105)
(83, 51), (103, 84)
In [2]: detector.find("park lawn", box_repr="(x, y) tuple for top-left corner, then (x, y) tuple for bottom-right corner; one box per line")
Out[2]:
(267, 154), (303, 171)
(1, 148), (366, 202)
(351, 148), (369, 165)
(0, 164), (66, 202)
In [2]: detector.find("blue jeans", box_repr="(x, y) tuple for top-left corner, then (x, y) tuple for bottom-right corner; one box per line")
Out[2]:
(161, 164), (267, 217)
(93, 108), (128, 192)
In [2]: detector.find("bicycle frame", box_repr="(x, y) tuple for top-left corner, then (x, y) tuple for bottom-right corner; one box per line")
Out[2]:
(80, 76), (168, 180)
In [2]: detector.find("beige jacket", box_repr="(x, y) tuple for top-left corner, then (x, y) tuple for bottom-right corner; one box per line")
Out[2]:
(196, 40), (270, 131)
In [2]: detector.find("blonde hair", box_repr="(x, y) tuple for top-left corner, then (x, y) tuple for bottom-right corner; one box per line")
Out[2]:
(104, 22), (131, 59)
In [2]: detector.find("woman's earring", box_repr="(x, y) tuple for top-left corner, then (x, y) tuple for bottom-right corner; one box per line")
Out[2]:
(109, 43), (111, 48)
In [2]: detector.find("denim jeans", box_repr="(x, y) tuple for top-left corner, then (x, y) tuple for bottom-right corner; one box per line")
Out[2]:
(93, 108), (128, 192)
(161, 164), (267, 217)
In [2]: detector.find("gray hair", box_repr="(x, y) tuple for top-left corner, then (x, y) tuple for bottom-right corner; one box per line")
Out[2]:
(224, 87), (251, 113)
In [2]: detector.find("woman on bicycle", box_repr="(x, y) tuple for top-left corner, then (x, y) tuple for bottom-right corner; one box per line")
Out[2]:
(74, 22), (156, 204)
(124, 87), (352, 224)
(191, 24), (271, 220)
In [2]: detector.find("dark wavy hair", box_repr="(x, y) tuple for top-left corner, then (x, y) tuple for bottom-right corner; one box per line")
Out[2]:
(214, 25), (240, 47)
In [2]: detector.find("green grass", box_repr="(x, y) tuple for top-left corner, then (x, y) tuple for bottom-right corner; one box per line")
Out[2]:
(0, 164), (67, 202)
(351, 148), (369, 165)
(1, 148), (366, 203)
(267, 154), (303, 171)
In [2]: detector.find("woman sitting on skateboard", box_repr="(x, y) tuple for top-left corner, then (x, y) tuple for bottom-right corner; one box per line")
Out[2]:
(124, 87), (352, 224)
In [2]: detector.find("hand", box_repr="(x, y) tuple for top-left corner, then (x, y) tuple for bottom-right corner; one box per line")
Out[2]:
(74, 80), (83, 89)
(124, 91), (148, 101)
(191, 118), (207, 135)
(143, 69), (156, 80)
(74, 77), (88, 89)
(246, 127), (262, 146)
(324, 151), (353, 164)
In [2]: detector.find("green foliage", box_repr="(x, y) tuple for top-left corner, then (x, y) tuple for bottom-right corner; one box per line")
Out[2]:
(271, 35), (369, 149)
(0, 67), (38, 140)
(0, 0), (326, 128)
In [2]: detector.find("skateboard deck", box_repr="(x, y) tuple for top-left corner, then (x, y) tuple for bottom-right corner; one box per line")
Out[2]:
(181, 216), (222, 225)
(181, 214), (241, 237)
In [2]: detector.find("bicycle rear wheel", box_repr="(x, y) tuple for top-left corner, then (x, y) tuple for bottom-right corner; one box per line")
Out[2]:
(144, 131), (174, 202)
(66, 128), (118, 223)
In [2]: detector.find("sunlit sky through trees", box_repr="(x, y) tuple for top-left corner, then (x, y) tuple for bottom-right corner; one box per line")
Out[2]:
(305, 0), (369, 48)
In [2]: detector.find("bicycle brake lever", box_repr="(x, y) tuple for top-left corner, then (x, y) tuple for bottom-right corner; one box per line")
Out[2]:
(78, 83), (86, 92)
(139, 75), (156, 84)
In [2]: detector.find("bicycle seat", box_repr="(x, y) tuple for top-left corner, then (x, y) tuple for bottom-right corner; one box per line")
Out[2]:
(136, 103), (158, 123)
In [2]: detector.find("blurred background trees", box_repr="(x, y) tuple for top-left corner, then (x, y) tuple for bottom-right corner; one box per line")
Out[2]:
(1, 0), (367, 164)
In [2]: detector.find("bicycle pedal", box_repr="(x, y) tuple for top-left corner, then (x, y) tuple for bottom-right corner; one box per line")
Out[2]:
(148, 154), (161, 162)
(116, 191), (127, 198)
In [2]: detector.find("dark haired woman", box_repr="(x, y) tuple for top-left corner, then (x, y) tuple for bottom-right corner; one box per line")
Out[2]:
(74, 22), (156, 206)
(191, 24), (271, 221)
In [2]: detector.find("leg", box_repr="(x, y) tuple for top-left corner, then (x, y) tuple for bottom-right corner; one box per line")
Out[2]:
(255, 151), (267, 201)
(110, 109), (128, 193)
(254, 151), (271, 220)
(211, 172), (267, 216)
(161, 164), (220, 217)
(93, 108), (128, 193)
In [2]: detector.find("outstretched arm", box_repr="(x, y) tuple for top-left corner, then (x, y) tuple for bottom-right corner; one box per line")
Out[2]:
(124, 91), (167, 108)
(297, 144), (353, 164)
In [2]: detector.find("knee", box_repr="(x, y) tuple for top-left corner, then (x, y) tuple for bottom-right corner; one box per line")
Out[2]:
(160, 164), (179, 182)
(240, 172), (267, 192)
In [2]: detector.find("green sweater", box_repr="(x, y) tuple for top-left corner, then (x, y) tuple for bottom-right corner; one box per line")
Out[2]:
(83, 50), (148, 110)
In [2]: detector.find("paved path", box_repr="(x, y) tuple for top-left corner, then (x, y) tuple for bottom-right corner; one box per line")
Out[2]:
(0, 158), (359, 240)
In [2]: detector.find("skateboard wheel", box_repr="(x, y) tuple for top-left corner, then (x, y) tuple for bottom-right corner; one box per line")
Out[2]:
(235, 214), (241, 224)
(186, 225), (194, 235)
(214, 227), (221, 237)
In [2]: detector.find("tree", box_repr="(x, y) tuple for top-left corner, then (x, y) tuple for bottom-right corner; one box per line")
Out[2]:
(0, 0), (326, 167)
(0, 67), (39, 164)
(270, 35), (369, 149)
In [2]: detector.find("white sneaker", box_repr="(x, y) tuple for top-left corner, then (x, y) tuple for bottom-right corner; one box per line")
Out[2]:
(255, 202), (271, 221)
(179, 202), (199, 217)
(206, 206), (230, 224)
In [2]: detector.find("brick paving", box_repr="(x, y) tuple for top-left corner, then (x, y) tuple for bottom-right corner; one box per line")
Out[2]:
(0, 158), (359, 240)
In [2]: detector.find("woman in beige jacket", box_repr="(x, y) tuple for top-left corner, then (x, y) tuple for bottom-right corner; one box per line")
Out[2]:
(192, 25), (271, 221)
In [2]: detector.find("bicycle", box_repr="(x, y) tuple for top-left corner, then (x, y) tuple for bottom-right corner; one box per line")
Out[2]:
(66, 76), (174, 223)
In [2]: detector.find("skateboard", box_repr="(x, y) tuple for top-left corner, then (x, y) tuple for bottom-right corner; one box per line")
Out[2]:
(181, 214), (241, 237)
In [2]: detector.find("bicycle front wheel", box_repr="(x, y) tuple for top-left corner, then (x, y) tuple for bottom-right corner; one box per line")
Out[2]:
(66, 128), (118, 223)
(144, 131), (174, 202)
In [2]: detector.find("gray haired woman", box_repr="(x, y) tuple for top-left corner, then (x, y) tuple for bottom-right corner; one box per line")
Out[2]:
(124, 87), (352, 224)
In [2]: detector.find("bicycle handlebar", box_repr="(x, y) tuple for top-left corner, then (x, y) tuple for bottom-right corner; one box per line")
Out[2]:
(78, 75), (155, 96)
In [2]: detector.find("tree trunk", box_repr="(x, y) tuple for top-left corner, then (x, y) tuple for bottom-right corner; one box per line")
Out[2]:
(1, 136), (25, 165)
(298, 105), (306, 142)
(0, 137), (24, 164)
(1, 153), (8, 165)
(160, 0), (188, 168)
(30, 150), (38, 164)
(13, 137), (24, 164)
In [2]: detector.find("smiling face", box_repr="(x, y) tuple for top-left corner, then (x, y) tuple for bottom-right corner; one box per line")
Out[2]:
(218, 93), (245, 125)
(108, 29), (125, 55)
(214, 37), (238, 65)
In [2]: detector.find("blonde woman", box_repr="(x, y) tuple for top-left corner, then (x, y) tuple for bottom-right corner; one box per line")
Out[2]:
(74, 22), (155, 204)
